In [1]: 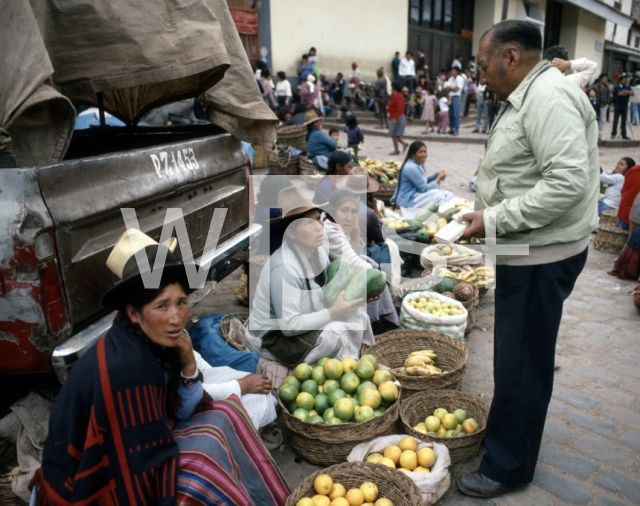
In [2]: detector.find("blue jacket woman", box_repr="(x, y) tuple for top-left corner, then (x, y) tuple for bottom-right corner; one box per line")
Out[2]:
(392, 141), (454, 210)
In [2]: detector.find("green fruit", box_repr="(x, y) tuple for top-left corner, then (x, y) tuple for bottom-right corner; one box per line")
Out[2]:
(317, 357), (328, 367)
(296, 392), (315, 411)
(323, 359), (344, 380)
(453, 409), (469, 424)
(410, 220), (423, 232)
(293, 408), (309, 421)
(417, 229), (431, 243)
(440, 207), (459, 223)
(311, 366), (326, 385)
(300, 379), (318, 396)
(433, 408), (448, 420)
(323, 379), (340, 395)
(445, 429), (455, 437)
(314, 393), (330, 415)
(328, 388), (347, 406)
(415, 204), (439, 222)
(360, 354), (378, 370)
(294, 363), (312, 381)
(343, 269), (387, 302)
(434, 277), (456, 294)
(355, 360), (375, 381)
(288, 401), (298, 413)
(282, 375), (301, 390)
(357, 381), (377, 396)
(324, 259), (356, 305)
(373, 407), (387, 416)
(340, 372), (360, 394)
(378, 381), (398, 402)
(358, 388), (381, 410)
(427, 431), (438, 436)
(307, 415), (324, 423)
(334, 398), (355, 421)
(354, 406), (375, 423)
(451, 430), (466, 437)
(323, 407), (335, 421)
(278, 383), (299, 403)
(327, 417), (343, 425)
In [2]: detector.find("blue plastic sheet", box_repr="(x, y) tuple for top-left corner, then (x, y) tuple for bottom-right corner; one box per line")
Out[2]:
(189, 314), (259, 373)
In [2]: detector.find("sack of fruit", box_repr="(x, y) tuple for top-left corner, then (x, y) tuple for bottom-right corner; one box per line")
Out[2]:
(400, 291), (467, 341)
(420, 244), (483, 269)
(347, 435), (451, 505)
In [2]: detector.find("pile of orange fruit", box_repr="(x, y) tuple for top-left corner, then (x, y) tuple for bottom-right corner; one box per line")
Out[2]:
(295, 473), (394, 506)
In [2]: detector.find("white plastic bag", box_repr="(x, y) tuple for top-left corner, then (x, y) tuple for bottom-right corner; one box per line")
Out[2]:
(347, 435), (451, 506)
(400, 291), (467, 341)
(420, 243), (483, 269)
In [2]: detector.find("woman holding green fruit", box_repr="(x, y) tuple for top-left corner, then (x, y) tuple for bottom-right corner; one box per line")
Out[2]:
(245, 186), (375, 368)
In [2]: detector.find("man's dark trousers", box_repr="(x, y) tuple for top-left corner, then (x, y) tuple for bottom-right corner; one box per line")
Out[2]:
(478, 248), (588, 487)
(612, 103), (628, 138)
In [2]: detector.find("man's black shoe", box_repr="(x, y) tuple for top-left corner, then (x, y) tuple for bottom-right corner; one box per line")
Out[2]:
(623, 136), (631, 140)
(457, 471), (527, 498)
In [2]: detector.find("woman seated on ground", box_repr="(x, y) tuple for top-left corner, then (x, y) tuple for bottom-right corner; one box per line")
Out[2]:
(599, 157), (635, 215)
(32, 230), (289, 506)
(391, 140), (454, 217)
(323, 189), (400, 328)
(314, 150), (354, 204)
(618, 162), (640, 231)
(609, 192), (640, 281)
(245, 186), (374, 367)
(306, 110), (337, 158)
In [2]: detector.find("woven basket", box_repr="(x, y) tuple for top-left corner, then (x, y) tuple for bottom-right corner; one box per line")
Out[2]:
(400, 390), (489, 464)
(253, 144), (269, 169)
(277, 124), (307, 152)
(374, 183), (397, 202)
(219, 312), (250, 350)
(285, 461), (424, 506)
(599, 208), (620, 228)
(234, 272), (249, 306)
(594, 222), (628, 255)
(361, 330), (468, 396)
(298, 157), (317, 175)
(268, 147), (300, 175)
(422, 268), (490, 300)
(278, 389), (402, 466)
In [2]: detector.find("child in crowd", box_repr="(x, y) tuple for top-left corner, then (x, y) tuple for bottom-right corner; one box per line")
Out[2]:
(328, 128), (340, 143)
(278, 108), (292, 126)
(421, 87), (438, 134)
(402, 87), (413, 119)
(343, 115), (365, 158)
(599, 157), (636, 215)
(437, 91), (450, 134)
(337, 96), (352, 122)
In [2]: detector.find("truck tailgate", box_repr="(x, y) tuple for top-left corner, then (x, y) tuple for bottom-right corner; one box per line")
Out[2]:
(36, 133), (249, 327)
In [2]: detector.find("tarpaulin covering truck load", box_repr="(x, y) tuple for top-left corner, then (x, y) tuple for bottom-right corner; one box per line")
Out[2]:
(0, 0), (276, 380)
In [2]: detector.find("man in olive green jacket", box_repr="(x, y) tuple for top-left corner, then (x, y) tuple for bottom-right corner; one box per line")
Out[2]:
(458, 20), (598, 498)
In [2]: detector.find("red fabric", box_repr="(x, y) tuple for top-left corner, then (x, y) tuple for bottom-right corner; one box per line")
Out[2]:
(608, 245), (640, 280)
(388, 92), (405, 121)
(617, 165), (640, 224)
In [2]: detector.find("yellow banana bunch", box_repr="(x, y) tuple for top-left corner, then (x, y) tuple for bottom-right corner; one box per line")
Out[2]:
(405, 356), (432, 368)
(408, 350), (437, 359)
(405, 365), (443, 376)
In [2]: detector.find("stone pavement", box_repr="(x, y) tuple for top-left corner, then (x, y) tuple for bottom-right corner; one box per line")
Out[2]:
(197, 140), (640, 505)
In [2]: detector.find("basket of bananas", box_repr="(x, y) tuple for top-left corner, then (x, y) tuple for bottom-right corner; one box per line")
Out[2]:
(359, 158), (401, 201)
(361, 330), (468, 397)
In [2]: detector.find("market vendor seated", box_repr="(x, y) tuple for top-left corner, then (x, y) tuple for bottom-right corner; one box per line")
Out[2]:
(391, 140), (455, 217)
(306, 110), (338, 158)
(245, 185), (375, 367)
(31, 230), (289, 506)
(323, 189), (399, 328)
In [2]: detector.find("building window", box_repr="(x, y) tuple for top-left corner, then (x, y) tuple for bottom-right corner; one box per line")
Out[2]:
(614, 1), (622, 10)
(408, 0), (472, 33)
(636, 36), (640, 48)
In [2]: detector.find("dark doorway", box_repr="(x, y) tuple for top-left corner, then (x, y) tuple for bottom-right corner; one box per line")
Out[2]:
(408, 0), (474, 76)
(544, 0), (563, 51)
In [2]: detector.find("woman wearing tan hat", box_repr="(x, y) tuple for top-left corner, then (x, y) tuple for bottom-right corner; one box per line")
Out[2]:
(323, 189), (400, 329)
(32, 230), (290, 506)
(245, 186), (374, 367)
